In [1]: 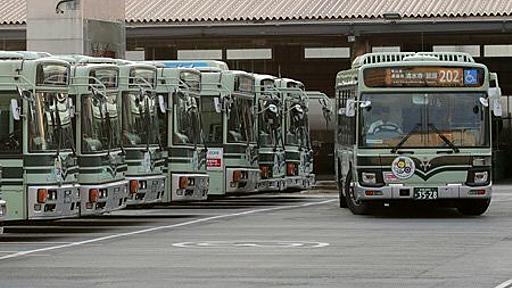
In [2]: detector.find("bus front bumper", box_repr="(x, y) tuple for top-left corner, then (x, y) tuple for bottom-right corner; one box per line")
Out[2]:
(354, 183), (492, 201)
(171, 173), (208, 202)
(27, 184), (81, 220)
(226, 168), (259, 193)
(80, 180), (129, 216)
(126, 175), (166, 206)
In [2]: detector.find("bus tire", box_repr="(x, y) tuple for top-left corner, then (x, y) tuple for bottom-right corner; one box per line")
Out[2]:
(345, 172), (372, 215)
(338, 180), (347, 208)
(456, 199), (491, 216)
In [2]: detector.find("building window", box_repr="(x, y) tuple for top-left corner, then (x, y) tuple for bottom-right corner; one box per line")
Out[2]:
(226, 49), (272, 60)
(304, 47), (350, 59)
(484, 45), (512, 57)
(433, 45), (480, 57)
(177, 49), (222, 60)
(126, 50), (145, 61)
(372, 46), (401, 53)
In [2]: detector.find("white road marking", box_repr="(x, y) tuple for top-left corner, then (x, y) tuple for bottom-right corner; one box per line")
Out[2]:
(0, 199), (335, 261)
(172, 240), (330, 249)
(495, 279), (512, 288)
(0, 242), (73, 245)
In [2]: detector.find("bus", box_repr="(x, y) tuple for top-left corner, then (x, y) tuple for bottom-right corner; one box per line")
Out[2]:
(0, 53), (81, 221)
(69, 63), (129, 215)
(335, 52), (499, 215)
(275, 78), (313, 191)
(154, 64), (209, 201)
(119, 63), (167, 205)
(254, 74), (286, 192)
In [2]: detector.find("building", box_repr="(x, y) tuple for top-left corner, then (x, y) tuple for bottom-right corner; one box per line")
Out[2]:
(1, 0), (512, 176)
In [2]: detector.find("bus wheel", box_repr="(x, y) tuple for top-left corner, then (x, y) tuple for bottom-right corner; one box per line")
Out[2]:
(345, 172), (372, 215)
(456, 199), (491, 216)
(338, 180), (347, 208)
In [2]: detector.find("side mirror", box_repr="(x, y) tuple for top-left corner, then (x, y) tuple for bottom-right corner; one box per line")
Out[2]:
(268, 104), (278, 114)
(345, 99), (356, 117)
(158, 94), (167, 113)
(214, 97), (222, 113)
(11, 99), (20, 120)
(16, 86), (32, 101)
(360, 100), (372, 109)
(493, 98), (503, 117)
(68, 98), (75, 118)
(338, 108), (345, 116)
(479, 97), (489, 108)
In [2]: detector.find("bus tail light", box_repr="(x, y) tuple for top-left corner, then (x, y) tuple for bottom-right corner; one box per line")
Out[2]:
(232, 171), (242, 183)
(179, 177), (188, 189)
(260, 165), (270, 179)
(287, 163), (296, 176)
(129, 180), (139, 194)
(89, 189), (99, 203)
(37, 189), (48, 203)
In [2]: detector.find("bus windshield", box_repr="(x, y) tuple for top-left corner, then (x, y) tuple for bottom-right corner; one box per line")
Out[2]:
(173, 92), (203, 146)
(359, 93), (489, 149)
(29, 92), (74, 152)
(258, 98), (282, 147)
(122, 92), (160, 147)
(82, 92), (121, 153)
(286, 100), (308, 147)
(201, 96), (223, 145)
(228, 95), (255, 144)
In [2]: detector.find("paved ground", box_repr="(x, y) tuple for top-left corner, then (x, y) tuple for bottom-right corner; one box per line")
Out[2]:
(1, 186), (512, 288)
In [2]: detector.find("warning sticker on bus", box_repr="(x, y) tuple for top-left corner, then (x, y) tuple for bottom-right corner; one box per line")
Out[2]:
(207, 148), (223, 170)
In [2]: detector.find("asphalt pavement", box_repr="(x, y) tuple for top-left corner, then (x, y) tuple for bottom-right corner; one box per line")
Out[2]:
(1, 186), (512, 288)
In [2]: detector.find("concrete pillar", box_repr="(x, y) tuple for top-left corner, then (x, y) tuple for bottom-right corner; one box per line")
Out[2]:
(27, 0), (125, 58)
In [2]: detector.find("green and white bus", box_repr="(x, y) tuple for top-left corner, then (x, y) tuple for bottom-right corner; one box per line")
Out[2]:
(119, 63), (166, 205)
(69, 63), (129, 215)
(0, 53), (81, 221)
(335, 52), (499, 215)
(275, 78), (313, 191)
(254, 74), (286, 192)
(153, 63), (209, 202)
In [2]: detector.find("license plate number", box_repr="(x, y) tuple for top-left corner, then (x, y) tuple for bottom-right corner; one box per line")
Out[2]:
(413, 188), (438, 200)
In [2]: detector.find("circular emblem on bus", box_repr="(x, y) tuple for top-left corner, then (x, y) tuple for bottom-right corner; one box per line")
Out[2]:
(391, 156), (415, 179)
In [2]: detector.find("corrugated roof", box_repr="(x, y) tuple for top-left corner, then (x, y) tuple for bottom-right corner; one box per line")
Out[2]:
(125, 0), (512, 23)
(1, 0), (512, 25)
(0, 0), (26, 25)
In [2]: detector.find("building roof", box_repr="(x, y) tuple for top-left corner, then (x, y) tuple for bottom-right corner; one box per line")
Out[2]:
(1, 0), (511, 25)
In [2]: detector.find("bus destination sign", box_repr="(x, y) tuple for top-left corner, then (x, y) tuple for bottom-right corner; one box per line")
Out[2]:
(364, 67), (484, 88)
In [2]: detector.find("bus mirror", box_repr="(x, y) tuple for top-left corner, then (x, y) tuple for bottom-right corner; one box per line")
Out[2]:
(68, 98), (75, 118)
(338, 108), (345, 116)
(493, 98), (503, 117)
(16, 86), (32, 100)
(10, 99), (20, 120)
(214, 97), (222, 113)
(479, 97), (489, 108)
(360, 100), (372, 109)
(345, 99), (356, 117)
(158, 94), (166, 113)
(268, 104), (278, 114)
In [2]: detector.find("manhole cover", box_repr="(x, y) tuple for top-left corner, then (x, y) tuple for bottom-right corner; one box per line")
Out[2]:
(172, 241), (329, 249)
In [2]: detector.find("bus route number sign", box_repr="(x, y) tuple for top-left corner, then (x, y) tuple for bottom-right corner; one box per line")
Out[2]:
(364, 67), (484, 88)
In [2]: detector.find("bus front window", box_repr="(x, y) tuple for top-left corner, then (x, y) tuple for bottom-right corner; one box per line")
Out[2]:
(286, 101), (307, 146)
(228, 96), (255, 144)
(201, 96), (223, 145)
(29, 92), (74, 152)
(258, 99), (281, 147)
(173, 93), (202, 146)
(359, 93), (489, 148)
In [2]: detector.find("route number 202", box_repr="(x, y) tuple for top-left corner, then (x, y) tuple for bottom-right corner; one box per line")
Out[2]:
(439, 69), (462, 84)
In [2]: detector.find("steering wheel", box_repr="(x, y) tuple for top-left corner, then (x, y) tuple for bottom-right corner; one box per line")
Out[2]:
(370, 123), (402, 135)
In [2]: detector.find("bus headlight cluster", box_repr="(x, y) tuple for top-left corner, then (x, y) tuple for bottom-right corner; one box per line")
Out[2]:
(473, 171), (489, 184)
(361, 172), (377, 185)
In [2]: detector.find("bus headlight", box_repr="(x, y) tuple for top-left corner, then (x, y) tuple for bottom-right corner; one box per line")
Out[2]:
(473, 171), (489, 184)
(361, 172), (377, 185)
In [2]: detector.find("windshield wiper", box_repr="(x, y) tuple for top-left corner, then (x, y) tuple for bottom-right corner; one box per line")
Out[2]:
(390, 123), (421, 154)
(428, 123), (460, 153)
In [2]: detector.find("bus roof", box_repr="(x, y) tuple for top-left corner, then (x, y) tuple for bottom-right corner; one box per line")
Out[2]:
(158, 60), (229, 70)
(352, 52), (475, 69)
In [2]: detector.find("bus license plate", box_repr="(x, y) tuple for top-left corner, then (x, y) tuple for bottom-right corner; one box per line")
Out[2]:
(413, 188), (438, 200)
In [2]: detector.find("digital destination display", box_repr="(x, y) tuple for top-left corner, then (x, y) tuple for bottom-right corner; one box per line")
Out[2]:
(90, 69), (118, 88)
(180, 71), (201, 92)
(364, 67), (485, 88)
(36, 63), (69, 86)
(235, 75), (254, 93)
(129, 68), (156, 88)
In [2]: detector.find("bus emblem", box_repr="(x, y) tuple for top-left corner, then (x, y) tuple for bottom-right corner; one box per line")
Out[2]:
(391, 156), (416, 179)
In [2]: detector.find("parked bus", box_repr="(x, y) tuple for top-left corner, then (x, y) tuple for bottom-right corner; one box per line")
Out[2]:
(118, 63), (166, 205)
(153, 64), (209, 201)
(0, 53), (81, 221)
(254, 74), (286, 191)
(69, 63), (128, 215)
(275, 78), (313, 191)
(335, 52), (499, 215)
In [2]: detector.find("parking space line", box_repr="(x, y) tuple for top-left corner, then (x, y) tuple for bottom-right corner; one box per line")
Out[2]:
(0, 199), (335, 261)
(495, 280), (512, 288)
